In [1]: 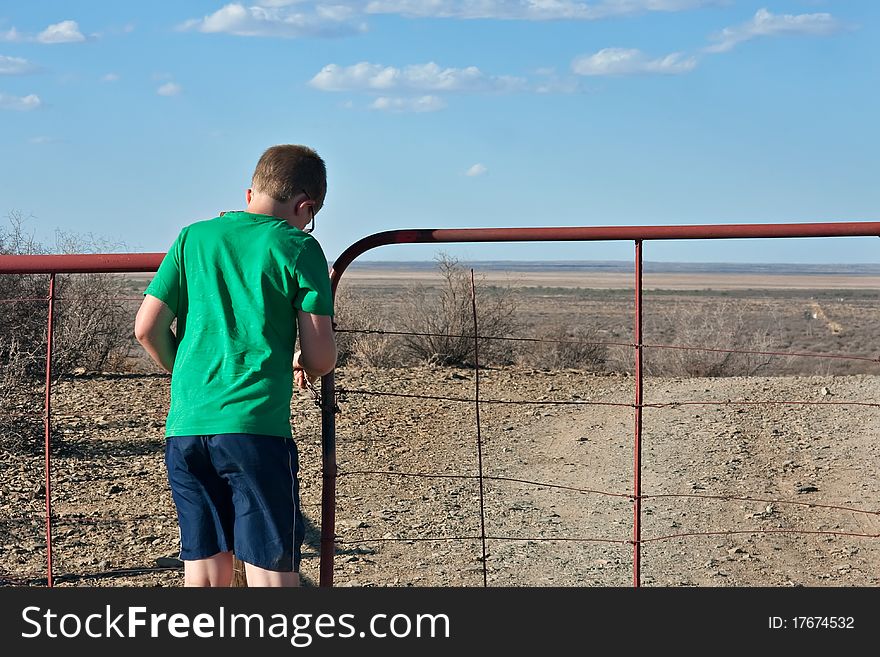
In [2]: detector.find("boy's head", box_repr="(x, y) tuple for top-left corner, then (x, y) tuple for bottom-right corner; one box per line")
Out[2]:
(250, 144), (327, 213)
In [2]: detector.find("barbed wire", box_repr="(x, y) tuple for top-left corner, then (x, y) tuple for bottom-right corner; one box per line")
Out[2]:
(333, 387), (880, 410)
(334, 529), (879, 547)
(336, 468), (880, 516)
(338, 468), (635, 499)
(334, 326), (880, 364)
(0, 296), (146, 303)
(639, 529), (880, 543)
(336, 535), (629, 546)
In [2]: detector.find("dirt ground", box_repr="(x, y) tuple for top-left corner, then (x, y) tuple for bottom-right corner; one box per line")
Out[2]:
(1, 367), (877, 588)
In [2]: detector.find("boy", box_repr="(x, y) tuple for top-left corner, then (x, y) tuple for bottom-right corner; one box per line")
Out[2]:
(134, 144), (337, 587)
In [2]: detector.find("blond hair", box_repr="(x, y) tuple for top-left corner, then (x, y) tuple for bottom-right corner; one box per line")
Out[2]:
(251, 144), (327, 211)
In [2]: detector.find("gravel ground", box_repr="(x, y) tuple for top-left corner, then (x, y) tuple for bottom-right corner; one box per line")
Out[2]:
(2, 367), (878, 587)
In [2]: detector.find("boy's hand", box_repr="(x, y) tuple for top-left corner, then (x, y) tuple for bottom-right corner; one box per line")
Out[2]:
(294, 367), (314, 390)
(293, 350), (316, 390)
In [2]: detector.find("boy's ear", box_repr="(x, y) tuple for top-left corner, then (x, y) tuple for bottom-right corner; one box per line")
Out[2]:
(296, 195), (314, 217)
(246, 188), (253, 204)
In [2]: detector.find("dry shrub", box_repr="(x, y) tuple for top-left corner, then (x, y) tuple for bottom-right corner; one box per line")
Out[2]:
(0, 214), (51, 392)
(51, 227), (132, 374)
(52, 271), (132, 375)
(643, 300), (779, 377)
(517, 322), (607, 370)
(1, 214), (53, 452)
(350, 331), (404, 369)
(398, 253), (518, 367)
(1, 212), (135, 451)
(0, 211), (133, 379)
(332, 284), (407, 368)
(0, 335), (43, 453)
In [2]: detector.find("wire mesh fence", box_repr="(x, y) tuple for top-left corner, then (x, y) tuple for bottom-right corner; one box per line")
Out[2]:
(327, 315), (879, 586)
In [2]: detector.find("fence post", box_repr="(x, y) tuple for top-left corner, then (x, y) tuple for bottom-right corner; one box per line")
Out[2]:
(319, 371), (337, 587)
(470, 269), (489, 587)
(44, 273), (56, 587)
(633, 241), (643, 588)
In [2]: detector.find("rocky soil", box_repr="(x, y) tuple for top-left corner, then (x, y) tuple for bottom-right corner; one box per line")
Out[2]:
(2, 367), (878, 587)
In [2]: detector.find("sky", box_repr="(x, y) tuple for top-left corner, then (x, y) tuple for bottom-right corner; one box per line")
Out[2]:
(0, 1), (878, 265)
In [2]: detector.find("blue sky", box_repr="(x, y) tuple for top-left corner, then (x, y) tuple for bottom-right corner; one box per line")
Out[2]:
(1, 1), (877, 264)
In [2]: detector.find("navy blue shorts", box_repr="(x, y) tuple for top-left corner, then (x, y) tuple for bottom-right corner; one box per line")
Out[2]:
(165, 434), (304, 572)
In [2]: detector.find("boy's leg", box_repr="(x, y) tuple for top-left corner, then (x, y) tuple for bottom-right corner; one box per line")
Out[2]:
(184, 551), (234, 587)
(165, 436), (236, 587)
(243, 563), (300, 587)
(211, 434), (306, 587)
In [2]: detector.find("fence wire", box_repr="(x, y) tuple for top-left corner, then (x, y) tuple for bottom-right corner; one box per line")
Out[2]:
(323, 269), (879, 586)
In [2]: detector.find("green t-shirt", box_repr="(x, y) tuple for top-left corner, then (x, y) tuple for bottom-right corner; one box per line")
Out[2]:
(143, 211), (334, 439)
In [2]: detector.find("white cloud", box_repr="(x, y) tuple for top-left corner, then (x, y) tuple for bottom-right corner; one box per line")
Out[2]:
(0, 27), (22, 42)
(28, 136), (59, 144)
(102, 73), (120, 82)
(369, 95), (447, 112)
(572, 47), (697, 75)
(364, 0), (715, 20)
(706, 8), (842, 53)
(0, 55), (38, 75)
(181, 0), (713, 36)
(1, 20), (91, 43)
(157, 82), (182, 96)
(465, 163), (487, 176)
(0, 93), (42, 111)
(254, 0), (306, 6)
(179, 2), (366, 38)
(533, 67), (581, 93)
(310, 61), (526, 92)
(37, 20), (86, 44)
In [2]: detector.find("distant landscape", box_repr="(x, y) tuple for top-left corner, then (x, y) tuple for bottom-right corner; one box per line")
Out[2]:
(336, 260), (880, 292)
(344, 260), (880, 275)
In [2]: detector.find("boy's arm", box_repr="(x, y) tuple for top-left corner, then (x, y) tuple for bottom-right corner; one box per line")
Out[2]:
(135, 294), (178, 374)
(293, 310), (336, 388)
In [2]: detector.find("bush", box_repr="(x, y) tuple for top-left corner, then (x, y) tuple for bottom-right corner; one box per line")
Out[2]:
(0, 213), (51, 389)
(1, 212), (136, 451)
(332, 283), (407, 368)
(0, 334), (43, 453)
(398, 253), (518, 367)
(0, 211), (132, 380)
(52, 228), (132, 374)
(517, 322), (607, 371)
(643, 300), (778, 377)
